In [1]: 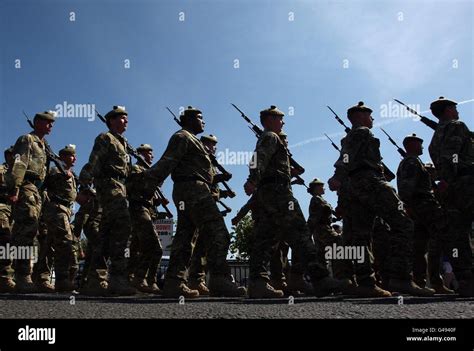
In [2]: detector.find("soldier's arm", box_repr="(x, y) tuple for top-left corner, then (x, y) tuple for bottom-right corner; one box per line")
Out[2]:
(147, 133), (188, 184)
(438, 123), (470, 182)
(307, 197), (322, 233)
(6, 135), (31, 194)
(334, 129), (368, 179)
(247, 132), (279, 185)
(80, 134), (110, 185)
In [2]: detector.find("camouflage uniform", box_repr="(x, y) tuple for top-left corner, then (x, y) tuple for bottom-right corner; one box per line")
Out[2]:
(7, 128), (49, 289)
(80, 107), (134, 295)
(0, 162), (14, 289)
(247, 109), (336, 297)
(147, 110), (243, 297)
(428, 107), (474, 286)
(42, 159), (77, 290)
(396, 150), (448, 289)
(127, 158), (163, 292)
(371, 217), (392, 287)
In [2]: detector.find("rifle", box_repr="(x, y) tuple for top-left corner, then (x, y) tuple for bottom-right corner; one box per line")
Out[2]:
(231, 195), (255, 226)
(230, 103), (308, 188)
(324, 133), (341, 152)
(216, 199), (232, 217)
(326, 106), (396, 182)
(95, 109), (173, 218)
(380, 128), (407, 158)
(165, 107), (236, 198)
(22, 111), (69, 177)
(393, 99), (438, 130)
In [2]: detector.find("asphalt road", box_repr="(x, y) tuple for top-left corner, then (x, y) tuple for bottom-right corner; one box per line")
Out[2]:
(0, 293), (472, 319)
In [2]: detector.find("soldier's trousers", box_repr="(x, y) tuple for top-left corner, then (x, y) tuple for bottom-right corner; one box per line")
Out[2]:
(250, 184), (329, 282)
(371, 217), (392, 284)
(349, 175), (414, 284)
(167, 181), (231, 282)
(441, 177), (474, 281)
(188, 229), (207, 284)
(0, 205), (13, 280)
(313, 226), (348, 279)
(269, 241), (289, 282)
(11, 183), (42, 277)
(129, 205), (163, 284)
(81, 204), (107, 284)
(42, 202), (74, 281)
(32, 219), (53, 283)
(90, 179), (131, 279)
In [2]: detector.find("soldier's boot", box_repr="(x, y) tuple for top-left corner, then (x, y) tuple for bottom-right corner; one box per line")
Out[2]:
(350, 284), (392, 298)
(431, 283), (454, 295)
(162, 279), (199, 298)
(188, 280), (210, 296)
(208, 275), (247, 297)
(108, 275), (137, 296)
(147, 282), (161, 295)
(35, 280), (55, 293)
(131, 277), (154, 293)
(248, 279), (284, 299)
(55, 279), (75, 293)
(456, 279), (474, 297)
(15, 275), (36, 294)
(287, 274), (312, 295)
(312, 276), (351, 297)
(80, 277), (108, 296)
(340, 278), (358, 295)
(388, 279), (435, 297)
(0, 277), (16, 293)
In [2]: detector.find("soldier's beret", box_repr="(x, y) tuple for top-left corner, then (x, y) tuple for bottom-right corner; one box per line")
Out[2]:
(200, 134), (218, 144)
(59, 144), (76, 156)
(347, 101), (373, 117)
(430, 97), (457, 117)
(309, 178), (324, 186)
(182, 106), (202, 118)
(137, 143), (153, 152)
(403, 133), (423, 146)
(260, 105), (285, 117)
(34, 110), (56, 122)
(104, 105), (128, 120)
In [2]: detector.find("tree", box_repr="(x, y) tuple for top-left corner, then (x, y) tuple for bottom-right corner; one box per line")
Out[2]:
(229, 213), (254, 260)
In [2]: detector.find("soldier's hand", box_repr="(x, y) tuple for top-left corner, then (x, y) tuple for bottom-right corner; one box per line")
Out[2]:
(244, 180), (256, 196)
(328, 177), (341, 191)
(8, 195), (18, 204)
(214, 173), (232, 183)
(160, 197), (170, 206)
(290, 167), (303, 177)
(437, 180), (449, 193)
(231, 216), (239, 226)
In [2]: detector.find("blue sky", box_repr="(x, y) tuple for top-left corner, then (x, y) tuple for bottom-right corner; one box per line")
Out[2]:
(1, 0), (473, 228)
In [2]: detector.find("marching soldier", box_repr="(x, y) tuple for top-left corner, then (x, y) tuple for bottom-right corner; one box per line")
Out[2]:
(244, 105), (348, 298)
(79, 105), (135, 296)
(146, 106), (246, 298)
(7, 111), (56, 293)
(328, 101), (433, 296)
(0, 146), (15, 292)
(42, 145), (78, 292)
(428, 97), (474, 296)
(396, 134), (453, 294)
(307, 178), (349, 283)
(126, 143), (163, 294)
